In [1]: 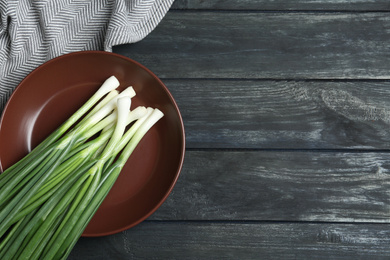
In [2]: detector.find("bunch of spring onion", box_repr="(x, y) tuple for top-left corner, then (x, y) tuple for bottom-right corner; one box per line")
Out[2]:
(0, 76), (164, 259)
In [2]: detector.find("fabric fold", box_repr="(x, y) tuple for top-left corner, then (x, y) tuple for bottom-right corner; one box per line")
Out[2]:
(0, 0), (174, 112)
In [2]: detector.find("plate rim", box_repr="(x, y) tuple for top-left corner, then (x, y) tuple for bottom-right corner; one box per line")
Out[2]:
(0, 50), (186, 237)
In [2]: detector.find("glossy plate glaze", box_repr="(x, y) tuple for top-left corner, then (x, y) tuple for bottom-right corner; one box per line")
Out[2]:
(0, 51), (185, 237)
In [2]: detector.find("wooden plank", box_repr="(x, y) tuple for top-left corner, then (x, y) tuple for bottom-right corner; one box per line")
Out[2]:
(70, 221), (390, 259)
(171, 0), (390, 11)
(164, 80), (390, 149)
(114, 12), (390, 79)
(149, 150), (390, 222)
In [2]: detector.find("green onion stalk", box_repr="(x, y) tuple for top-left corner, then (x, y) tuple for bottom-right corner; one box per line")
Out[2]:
(0, 76), (164, 259)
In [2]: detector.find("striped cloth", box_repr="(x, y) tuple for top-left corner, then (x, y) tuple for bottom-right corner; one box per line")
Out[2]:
(0, 0), (174, 111)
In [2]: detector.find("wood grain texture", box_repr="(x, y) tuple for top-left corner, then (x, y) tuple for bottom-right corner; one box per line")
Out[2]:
(149, 150), (390, 222)
(164, 79), (390, 149)
(86, 3), (390, 260)
(113, 12), (390, 80)
(70, 221), (390, 259)
(172, 0), (390, 11)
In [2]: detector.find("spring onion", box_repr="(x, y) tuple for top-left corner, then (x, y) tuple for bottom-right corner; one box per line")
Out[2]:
(0, 76), (164, 259)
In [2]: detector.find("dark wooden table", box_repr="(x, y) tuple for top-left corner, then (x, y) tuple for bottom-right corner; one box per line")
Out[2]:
(70, 1), (390, 259)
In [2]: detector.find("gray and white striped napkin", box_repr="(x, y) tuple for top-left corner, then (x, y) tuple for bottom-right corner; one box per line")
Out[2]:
(0, 0), (174, 111)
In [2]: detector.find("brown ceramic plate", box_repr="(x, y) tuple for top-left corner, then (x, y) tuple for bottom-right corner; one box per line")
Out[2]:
(0, 51), (185, 237)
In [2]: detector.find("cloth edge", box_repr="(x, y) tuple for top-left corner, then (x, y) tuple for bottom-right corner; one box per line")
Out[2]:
(104, 0), (175, 52)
